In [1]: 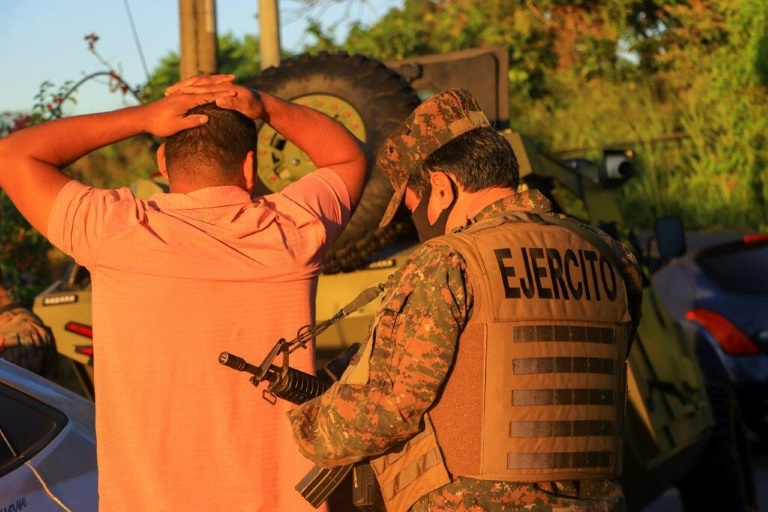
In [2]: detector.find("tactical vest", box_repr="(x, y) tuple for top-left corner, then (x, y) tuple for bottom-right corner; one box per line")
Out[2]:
(370, 212), (632, 511)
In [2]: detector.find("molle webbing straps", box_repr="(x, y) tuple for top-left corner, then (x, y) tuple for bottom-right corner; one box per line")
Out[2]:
(512, 356), (616, 376)
(425, 216), (628, 482)
(513, 325), (619, 343)
(507, 451), (614, 471)
(510, 388), (615, 407)
(509, 420), (615, 438)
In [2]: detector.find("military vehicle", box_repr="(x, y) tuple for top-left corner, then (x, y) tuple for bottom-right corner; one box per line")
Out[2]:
(33, 47), (756, 511)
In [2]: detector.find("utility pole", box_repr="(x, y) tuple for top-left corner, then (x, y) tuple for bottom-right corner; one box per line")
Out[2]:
(258, 0), (282, 70)
(179, 0), (219, 79)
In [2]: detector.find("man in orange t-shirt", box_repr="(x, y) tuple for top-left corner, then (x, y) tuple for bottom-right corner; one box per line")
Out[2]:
(0, 75), (371, 511)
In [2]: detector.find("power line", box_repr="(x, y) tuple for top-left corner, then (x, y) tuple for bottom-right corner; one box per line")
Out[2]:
(123, 0), (151, 84)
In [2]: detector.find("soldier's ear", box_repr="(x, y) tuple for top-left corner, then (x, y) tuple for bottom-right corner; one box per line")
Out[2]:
(429, 171), (457, 209)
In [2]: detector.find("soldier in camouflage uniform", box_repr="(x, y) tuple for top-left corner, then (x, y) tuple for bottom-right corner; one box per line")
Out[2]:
(0, 274), (57, 377)
(289, 89), (643, 511)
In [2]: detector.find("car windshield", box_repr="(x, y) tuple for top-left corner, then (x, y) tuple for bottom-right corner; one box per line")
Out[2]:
(697, 239), (768, 295)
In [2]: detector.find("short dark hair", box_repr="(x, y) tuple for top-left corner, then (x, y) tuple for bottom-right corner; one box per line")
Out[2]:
(408, 126), (520, 197)
(164, 103), (257, 183)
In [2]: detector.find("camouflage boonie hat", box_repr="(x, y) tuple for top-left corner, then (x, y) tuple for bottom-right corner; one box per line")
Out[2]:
(376, 88), (490, 228)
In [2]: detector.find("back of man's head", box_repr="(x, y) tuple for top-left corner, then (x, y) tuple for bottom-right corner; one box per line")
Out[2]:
(164, 103), (256, 186)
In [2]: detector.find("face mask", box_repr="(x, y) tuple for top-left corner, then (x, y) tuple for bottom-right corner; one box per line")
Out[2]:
(410, 181), (458, 242)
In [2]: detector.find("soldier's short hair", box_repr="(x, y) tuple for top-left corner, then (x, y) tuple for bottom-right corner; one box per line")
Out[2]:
(417, 127), (519, 195)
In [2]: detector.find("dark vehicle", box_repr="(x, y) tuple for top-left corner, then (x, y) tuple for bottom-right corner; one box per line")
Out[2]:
(33, 48), (757, 511)
(0, 359), (97, 511)
(651, 219), (768, 440)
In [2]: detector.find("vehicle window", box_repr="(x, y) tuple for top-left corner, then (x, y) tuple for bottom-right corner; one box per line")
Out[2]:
(0, 383), (67, 476)
(697, 241), (768, 295)
(64, 262), (91, 290)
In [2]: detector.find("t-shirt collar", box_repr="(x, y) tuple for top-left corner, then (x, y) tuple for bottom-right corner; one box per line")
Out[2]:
(147, 186), (252, 210)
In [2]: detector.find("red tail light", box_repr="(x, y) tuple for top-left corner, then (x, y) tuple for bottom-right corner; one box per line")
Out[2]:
(743, 233), (768, 244)
(64, 321), (93, 339)
(686, 308), (759, 355)
(75, 345), (94, 357)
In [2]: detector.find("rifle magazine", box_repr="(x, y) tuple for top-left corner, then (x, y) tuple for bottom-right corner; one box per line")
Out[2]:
(295, 463), (354, 508)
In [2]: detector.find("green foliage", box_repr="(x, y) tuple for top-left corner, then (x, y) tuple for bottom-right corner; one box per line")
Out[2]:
(142, 52), (181, 102)
(324, 0), (768, 232)
(66, 137), (157, 189)
(625, 0), (768, 231)
(0, 81), (75, 137)
(143, 33), (265, 102)
(0, 192), (52, 306)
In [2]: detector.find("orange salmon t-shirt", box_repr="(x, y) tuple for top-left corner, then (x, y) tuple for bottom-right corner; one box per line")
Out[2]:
(47, 169), (350, 511)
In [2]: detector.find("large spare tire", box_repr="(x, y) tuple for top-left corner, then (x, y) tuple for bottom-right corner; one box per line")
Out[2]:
(244, 52), (421, 273)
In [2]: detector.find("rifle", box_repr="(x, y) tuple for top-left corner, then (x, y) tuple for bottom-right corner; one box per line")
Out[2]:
(219, 284), (386, 510)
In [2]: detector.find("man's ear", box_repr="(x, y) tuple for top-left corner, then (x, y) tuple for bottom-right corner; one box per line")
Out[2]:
(429, 171), (456, 209)
(156, 143), (169, 179)
(243, 150), (255, 193)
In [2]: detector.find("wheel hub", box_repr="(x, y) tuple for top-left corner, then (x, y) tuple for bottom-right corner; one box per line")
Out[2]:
(257, 94), (366, 192)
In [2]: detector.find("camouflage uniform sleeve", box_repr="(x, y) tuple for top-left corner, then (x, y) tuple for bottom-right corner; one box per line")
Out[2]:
(0, 305), (57, 376)
(289, 244), (472, 467)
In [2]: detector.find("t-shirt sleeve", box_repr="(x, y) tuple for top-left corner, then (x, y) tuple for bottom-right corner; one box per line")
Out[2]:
(279, 168), (352, 245)
(47, 181), (135, 268)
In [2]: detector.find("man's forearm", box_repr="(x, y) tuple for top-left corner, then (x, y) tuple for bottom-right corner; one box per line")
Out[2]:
(0, 106), (148, 170)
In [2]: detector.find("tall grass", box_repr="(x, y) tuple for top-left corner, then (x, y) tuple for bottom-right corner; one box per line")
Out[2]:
(516, 70), (767, 232)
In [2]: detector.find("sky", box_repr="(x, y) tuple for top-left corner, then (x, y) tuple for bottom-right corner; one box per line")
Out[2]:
(0, 0), (400, 116)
